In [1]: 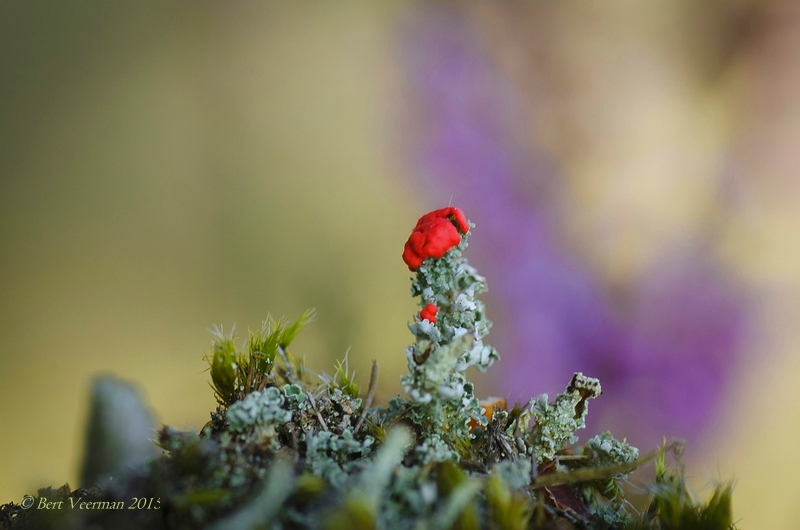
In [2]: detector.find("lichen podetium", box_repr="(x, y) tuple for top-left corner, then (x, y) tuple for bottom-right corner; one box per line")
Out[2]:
(1, 207), (736, 530)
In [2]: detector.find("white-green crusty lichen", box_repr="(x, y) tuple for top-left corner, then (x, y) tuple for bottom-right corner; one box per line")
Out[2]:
(490, 459), (533, 491)
(304, 429), (375, 488)
(584, 431), (640, 468)
(520, 371), (603, 464)
(226, 387), (292, 434)
(385, 232), (501, 457)
(20, 210), (732, 530)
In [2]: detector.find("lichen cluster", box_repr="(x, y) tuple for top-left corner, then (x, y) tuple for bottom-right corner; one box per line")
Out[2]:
(0, 208), (736, 530)
(387, 228), (498, 458)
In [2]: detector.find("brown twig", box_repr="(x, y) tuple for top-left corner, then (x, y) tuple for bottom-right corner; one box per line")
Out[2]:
(306, 389), (329, 432)
(556, 455), (588, 461)
(246, 361), (255, 394)
(277, 345), (297, 383)
(531, 441), (682, 489)
(354, 360), (379, 432)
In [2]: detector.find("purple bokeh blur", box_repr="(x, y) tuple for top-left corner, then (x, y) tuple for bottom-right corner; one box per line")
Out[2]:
(398, 11), (749, 449)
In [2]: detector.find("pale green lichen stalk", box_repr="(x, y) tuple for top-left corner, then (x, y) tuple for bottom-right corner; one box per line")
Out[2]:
(387, 225), (500, 458)
(521, 371), (603, 464)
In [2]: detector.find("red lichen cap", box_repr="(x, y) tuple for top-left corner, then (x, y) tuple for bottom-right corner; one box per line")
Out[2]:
(415, 207), (469, 234)
(402, 207), (469, 270)
(419, 303), (438, 323)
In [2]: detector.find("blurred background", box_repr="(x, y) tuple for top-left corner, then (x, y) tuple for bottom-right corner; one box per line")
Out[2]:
(1, 1), (799, 527)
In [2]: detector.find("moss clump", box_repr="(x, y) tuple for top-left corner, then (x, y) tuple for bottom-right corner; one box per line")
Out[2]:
(1, 208), (736, 530)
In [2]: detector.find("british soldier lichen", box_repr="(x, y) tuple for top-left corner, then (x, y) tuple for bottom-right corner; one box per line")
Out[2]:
(2, 207), (736, 530)
(381, 208), (501, 459)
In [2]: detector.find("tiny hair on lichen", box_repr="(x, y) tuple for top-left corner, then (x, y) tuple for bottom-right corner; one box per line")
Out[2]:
(0, 207), (736, 530)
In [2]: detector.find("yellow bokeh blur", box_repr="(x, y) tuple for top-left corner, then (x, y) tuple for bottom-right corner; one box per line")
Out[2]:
(0, 0), (418, 505)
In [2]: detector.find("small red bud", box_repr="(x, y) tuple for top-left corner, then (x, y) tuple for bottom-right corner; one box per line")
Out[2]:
(419, 303), (438, 323)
